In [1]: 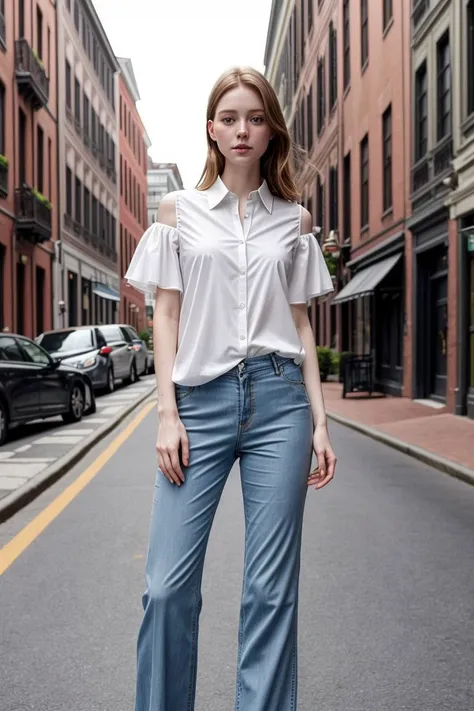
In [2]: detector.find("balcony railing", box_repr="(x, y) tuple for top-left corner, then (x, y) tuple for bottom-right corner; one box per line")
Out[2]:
(15, 39), (49, 110)
(15, 185), (52, 243)
(411, 135), (453, 195)
(412, 0), (429, 28)
(0, 9), (6, 50)
(412, 156), (430, 193)
(0, 161), (8, 198)
(433, 135), (453, 176)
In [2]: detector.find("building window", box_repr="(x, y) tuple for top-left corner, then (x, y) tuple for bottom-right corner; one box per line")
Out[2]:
(436, 31), (451, 140)
(0, 82), (5, 157)
(329, 165), (338, 230)
(343, 0), (350, 89)
(317, 56), (326, 134)
(19, 109), (26, 185)
(415, 62), (428, 160)
(65, 60), (71, 109)
(308, 0), (313, 31)
(361, 0), (369, 68)
(74, 78), (80, 122)
(36, 125), (44, 194)
(66, 166), (72, 216)
(92, 196), (98, 235)
(383, 0), (393, 31)
(382, 105), (392, 211)
(75, 177), (81, 224)
(360, 134), (369, 228)
(48, 137), (52, 199)
(19, 0), (25, 38)
(307, 84), (314, 150)
(343, 151), (351, 242)
(329, 22), (337, 111)
(468, 1), (474, 116)
(74, 0), (79, 31)
(316, 174), (325, 235)
(36, 5), (43, 59)
(84, 187), (90, 230)
(83, 93), (89, 136)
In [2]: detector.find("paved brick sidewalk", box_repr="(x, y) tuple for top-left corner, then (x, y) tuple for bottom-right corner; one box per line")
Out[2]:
(323, 382), (474, 475)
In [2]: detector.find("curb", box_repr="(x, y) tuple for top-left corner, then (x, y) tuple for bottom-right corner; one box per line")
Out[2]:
(327, 411), (474, 487)
(0, 383), (157, 524)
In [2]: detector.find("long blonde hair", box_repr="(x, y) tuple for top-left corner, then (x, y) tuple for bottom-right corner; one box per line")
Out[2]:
(196, 67), (300, 202)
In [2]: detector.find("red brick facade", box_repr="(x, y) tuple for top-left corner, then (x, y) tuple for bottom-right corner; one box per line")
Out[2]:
(0, 0), (58, 337)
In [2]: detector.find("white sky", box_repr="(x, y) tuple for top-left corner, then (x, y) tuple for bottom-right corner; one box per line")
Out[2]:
(92, 0), (274, 188)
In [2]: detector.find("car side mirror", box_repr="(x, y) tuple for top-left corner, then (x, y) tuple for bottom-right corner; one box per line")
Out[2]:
(50, 356), (61, 369)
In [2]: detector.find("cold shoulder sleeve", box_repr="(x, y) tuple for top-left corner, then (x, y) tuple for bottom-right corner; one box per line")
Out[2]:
(288, 232), (334, 304)
(124, 222), (183, 294)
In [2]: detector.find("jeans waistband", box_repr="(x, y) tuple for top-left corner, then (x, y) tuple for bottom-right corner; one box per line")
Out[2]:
(233, 353), (294, 377)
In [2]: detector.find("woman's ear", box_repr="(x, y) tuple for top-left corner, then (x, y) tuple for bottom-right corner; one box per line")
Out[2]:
(207, 119), (216, 141)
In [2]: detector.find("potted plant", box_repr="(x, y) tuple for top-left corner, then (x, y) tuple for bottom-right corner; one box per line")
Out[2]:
(0, 154), (8, 168)
(32, 187), (52, 210)
(316, 346), (333, 382)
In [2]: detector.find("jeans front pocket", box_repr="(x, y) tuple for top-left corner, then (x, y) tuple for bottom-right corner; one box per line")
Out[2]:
(175, 383), (195, 402)
(280, 361), (310, 405)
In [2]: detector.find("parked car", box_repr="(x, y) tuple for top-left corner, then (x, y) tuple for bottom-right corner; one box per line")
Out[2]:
(96, 324), (140, 385)
(120, 325), (149, 376)
(36, 326), (116, 393)
(0, 333), (96, 446)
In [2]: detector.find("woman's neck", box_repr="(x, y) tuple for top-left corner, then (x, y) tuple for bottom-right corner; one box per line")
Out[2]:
(220, 167), (262, 201)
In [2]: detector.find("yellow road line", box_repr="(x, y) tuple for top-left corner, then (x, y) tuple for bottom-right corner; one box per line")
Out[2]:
(0, 400), (156, 577)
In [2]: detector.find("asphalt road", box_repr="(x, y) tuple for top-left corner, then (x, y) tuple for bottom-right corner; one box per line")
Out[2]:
(1, 400), (473, 711)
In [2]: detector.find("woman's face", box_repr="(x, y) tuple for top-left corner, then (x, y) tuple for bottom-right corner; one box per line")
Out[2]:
(208, 84), (273, 166)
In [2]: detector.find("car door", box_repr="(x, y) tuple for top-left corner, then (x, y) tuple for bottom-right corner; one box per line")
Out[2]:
(125, 326), (146, 373)
(0, 336), (41, 419)
(100, 325), (129, 378)
(120, 326), (136, 372)
(19, 337), (69, 414)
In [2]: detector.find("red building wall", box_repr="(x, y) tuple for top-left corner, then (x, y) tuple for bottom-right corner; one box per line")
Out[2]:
(0, 0), (58, 337)
(118, 74), (148, 334)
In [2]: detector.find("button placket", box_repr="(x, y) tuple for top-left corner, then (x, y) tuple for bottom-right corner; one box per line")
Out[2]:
(233, 199), (248, 353)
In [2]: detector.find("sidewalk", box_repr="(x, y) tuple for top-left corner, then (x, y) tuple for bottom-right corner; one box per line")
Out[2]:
(323, 382), (474, 485)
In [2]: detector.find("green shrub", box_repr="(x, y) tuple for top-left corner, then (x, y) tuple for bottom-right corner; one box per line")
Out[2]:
(0, 154), (8, 168)
(324, 253), (337, 277)
(331, 350), (340, 375)
(139, 329), (151, 345)
(317, 346), (333, 382)
(32, 187), (52, 210)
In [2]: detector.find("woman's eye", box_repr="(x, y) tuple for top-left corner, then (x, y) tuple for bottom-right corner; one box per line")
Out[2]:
(222, 117), (234, 124)
(251, 116), (265, 124)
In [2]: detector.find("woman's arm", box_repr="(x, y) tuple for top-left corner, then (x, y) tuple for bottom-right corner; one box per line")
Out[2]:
(290, 207), (337, 490)
(153, 194), (189, 486)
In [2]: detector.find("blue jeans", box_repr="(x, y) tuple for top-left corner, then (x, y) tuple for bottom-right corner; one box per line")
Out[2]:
(135, 353), (314, 711)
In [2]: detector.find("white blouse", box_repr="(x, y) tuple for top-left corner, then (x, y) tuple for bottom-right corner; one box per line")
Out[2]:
(125, 176), (333, 386)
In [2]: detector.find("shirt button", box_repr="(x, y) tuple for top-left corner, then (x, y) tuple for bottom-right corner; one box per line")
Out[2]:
(244, 213), (249, 218)
(239, 239), (244, 244)
(240, 335), (245, 340)
(240, 269), (245, 275)
(239, 303), (245, 309)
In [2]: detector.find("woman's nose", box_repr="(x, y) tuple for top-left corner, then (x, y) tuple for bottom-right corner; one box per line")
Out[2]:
(236, 124), (249, 138)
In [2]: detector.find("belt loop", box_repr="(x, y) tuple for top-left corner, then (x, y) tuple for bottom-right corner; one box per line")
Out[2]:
(270, 352), (281, 375)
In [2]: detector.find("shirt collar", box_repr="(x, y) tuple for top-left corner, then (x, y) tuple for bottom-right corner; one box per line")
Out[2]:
(206, 176), (274, 213)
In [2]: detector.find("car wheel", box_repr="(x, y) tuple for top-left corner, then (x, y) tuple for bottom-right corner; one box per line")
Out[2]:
(0, 399), (9, 446)
(124, 360), (138, 386)
(84, 384), (97, 415)
(105, 367), (115, 394)
(62, 383), (85, 424)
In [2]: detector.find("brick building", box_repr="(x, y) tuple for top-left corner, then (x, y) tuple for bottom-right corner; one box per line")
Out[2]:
(117, 57), (150, 333)
(0, 0), (58, 337)
(55, 0), (120, 329)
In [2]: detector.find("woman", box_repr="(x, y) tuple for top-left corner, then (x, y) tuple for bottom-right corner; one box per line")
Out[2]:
(125, 66), (337, 711)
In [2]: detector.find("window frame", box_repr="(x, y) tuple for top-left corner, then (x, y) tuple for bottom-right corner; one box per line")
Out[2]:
(436, 30), (451, 141)
(468, 0), (474, 117)
(360, 134), (369, 229)
(382, 105), (393, 212)
(383, 0), (393, 32)
(415, 61), (428, 161)
(329, 22), (338, 111)
(343, 0), (350, 89)
(361, 0), (369, 69)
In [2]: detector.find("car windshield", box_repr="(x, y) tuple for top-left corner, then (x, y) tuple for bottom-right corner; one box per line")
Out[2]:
(39, 329), (94, 353)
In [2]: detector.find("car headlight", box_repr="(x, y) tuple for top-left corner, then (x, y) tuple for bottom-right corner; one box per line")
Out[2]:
(70, 356), (96, 369)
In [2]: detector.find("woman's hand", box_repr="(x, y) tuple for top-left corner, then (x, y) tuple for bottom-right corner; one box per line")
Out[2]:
(307, 423), (337, 490)
(156, 411), (189, 486)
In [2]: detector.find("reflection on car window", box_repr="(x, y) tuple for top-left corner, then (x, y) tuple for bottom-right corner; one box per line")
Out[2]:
(20, 339), (51, 365)
(0, 337), (26, 362)
(39, 329), (94, 353)
(100, 326), (123, 343)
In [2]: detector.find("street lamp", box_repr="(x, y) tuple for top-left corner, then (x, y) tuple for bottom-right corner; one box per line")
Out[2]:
(321, 230), (341, 260)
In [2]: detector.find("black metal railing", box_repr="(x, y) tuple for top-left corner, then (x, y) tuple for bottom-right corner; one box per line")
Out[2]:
(433, 135), (453, 176)
(15, 38), (49, 109)
(0, 161), (8, 198)
(411, 155), (430, 193)
(15, 185), (52, 242)
(0, 9), (6, 50)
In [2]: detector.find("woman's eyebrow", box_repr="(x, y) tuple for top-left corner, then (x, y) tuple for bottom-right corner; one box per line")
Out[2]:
(217, 109), (265, 116)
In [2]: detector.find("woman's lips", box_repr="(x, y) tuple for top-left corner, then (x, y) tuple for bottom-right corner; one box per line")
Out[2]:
(232, 147), (252, 153)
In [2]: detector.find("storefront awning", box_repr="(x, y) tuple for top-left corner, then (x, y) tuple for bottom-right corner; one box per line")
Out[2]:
(332, 253), (402, 305)
(92, 282), (121, 302)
